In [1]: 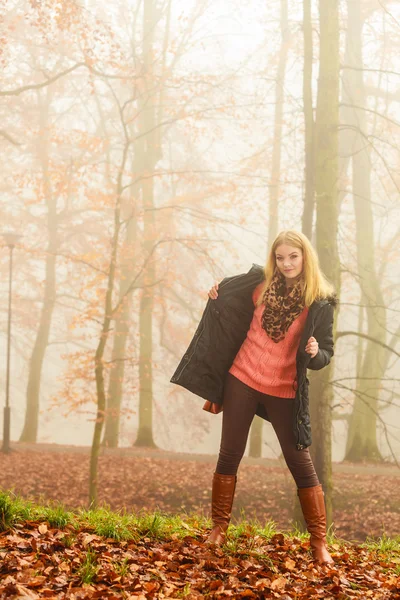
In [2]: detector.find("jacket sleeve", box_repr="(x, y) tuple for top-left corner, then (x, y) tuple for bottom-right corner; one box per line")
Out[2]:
(307, 303), (335, 370)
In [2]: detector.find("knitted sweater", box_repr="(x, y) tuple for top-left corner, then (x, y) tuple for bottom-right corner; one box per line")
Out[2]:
(229, 282), (309, 398)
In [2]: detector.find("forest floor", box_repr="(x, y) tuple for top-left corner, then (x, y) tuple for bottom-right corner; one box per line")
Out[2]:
(1, 489), (400, 599)
(0, 442), (399, 544)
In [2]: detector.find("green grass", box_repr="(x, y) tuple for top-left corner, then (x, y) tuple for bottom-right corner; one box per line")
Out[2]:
(0, 491), (14, 531)
(113, 557), (130, 577)
(77, 505), (139, 541)
(0, 489), (209, 542)
(42, 503), (74, 529)
(77, 548), (98, 584)
(0, 488), (399, 570)
(59, 532), (76, 548)
(176, 582), (192, 597)
(363, 532), (400, 553)
(361, 532), (400, 571)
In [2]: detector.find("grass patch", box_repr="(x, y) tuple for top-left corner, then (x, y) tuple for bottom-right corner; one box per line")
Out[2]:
(113, 557), (130, 577)
(76, 548), (98, 584)
(59, 532), (77, 548)
(0, 490), (211, 543)
(0, 489), (37, 529)
(42, 503), (74, 529)
(134, 509), (202, 540)
(223, 515), (279, 557)
(77, 505), (138, 541)
(363, 532), (400, 553)
(0, 488), (399, 570)
(0, 490), (14, 531)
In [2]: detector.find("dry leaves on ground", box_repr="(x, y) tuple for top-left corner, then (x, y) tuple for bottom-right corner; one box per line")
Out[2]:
(0, 521), (400, 599)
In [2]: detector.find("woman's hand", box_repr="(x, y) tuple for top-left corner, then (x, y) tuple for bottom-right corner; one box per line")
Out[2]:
(305, 336), (319, 358)
(208, 282), (219, 300)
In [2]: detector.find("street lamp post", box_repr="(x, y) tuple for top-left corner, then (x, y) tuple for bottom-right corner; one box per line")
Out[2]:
(2, 232), (21, 454)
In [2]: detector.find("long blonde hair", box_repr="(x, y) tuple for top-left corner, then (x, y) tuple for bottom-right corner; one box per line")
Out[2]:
(255, 230), (336, 308)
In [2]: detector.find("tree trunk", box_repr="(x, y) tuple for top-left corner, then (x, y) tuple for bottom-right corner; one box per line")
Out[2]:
(301, 0), (315, 239)
(133, 0), (159, 448)
(102, 192), (138, 448)
(19, 238), (57, 442)
(309, 0), (340, 526)
(20, 92), (57, 443)
(342, 0), (385, 462)
(134, 253), (156, 448)
(249, 0), (289, 458)
(293, 0), (317, 531)
(134, 172), (157, 447)
(89, 141), (129, 506)
(101, 308), (129, 448)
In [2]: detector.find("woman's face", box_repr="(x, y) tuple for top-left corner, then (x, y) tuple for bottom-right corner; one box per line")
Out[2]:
(275, 244), (304, 285)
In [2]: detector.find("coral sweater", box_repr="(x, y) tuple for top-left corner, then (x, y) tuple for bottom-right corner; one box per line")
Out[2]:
(229, 282), (309, 398)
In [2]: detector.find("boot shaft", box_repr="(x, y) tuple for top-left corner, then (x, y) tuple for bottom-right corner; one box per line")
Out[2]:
(297, 483), (334, 564)
(211, 472), (237, 531)
(297, 483), (327, 539)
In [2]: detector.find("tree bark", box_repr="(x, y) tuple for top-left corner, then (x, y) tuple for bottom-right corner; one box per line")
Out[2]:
(102, 186), (138, 448)
(293, 0), (317, 530)
(20, 91), (58, 443)
(342, 0), (386, 462)
(89, 140), (130, 507)
(301, 0), (315, 239)
(133, 0), (159, 448)
(310, 0), (340, 526)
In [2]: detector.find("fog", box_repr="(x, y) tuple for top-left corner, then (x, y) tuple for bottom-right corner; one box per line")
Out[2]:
(1, 0), (399, 474)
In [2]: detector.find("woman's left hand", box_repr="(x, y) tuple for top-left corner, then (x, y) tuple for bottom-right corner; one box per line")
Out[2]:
(305, 336), (319, 358)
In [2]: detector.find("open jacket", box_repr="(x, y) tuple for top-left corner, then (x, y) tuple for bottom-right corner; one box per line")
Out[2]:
(170, 264), (337, 450)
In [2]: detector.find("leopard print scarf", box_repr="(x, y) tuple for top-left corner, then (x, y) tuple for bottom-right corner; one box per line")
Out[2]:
(261, 268), (305, 343)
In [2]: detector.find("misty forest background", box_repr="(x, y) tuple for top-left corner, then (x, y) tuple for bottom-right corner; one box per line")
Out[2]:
(0, 0), (399, 527)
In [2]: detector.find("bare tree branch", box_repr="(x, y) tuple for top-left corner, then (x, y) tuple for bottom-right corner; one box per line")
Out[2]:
(341, 65), (400, 78)
(1, 63), (87, 96)
(332, 381), (400, 468)
(336, 331), (400, 358)
(340, 102), (400, 129)
(1, 62), (141, 98)
(0, 129), (21, 145)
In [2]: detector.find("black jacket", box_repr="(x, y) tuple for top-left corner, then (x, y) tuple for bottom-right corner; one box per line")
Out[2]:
(170, 264), (337, 450)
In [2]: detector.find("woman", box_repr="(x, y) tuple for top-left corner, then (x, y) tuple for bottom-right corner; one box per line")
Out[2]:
(171, 230), (337, 564)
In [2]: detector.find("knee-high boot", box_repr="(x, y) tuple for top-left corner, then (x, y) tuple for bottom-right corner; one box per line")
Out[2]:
(206, 472), (237, 545)
(297, 484), (334, 564)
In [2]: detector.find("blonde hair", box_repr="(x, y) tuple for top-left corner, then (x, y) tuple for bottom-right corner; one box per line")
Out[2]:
(255, 230), (336, 308)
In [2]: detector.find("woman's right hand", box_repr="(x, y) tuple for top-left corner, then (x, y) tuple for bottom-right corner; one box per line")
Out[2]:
(208, 282), (219, 300)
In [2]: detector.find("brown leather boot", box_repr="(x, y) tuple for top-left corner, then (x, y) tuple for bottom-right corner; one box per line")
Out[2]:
(297, 484), (334, 564)
(206, 472), (237, 546)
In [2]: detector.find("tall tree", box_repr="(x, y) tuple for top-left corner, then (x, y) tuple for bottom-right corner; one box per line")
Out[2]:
(294, 0), (317, 532)
(102, 183), (139, 448)
(89, 132), (132, 506)
(309, 0), (341, 525)
(301, 0), (315, 238)
(342, 0), (386, 462)
(19, 88), (59, 443)
(133, 0), (161, 447)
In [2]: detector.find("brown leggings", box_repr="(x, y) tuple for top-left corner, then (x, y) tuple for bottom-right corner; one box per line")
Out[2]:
(216, 372), (319, 489)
